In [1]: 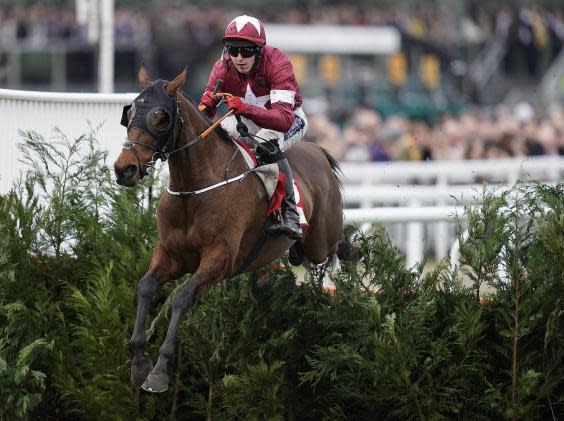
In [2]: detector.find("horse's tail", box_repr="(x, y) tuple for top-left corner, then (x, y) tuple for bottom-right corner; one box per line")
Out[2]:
(321, 147), (343, 191)
(320, 148), (361, 262)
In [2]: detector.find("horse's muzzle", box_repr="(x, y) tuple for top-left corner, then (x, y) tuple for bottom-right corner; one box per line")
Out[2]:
(114, 163), (139, 187)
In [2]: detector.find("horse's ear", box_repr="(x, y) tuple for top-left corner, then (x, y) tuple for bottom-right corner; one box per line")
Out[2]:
(138, 64), (150, 90)
(166, 67), (187, 97)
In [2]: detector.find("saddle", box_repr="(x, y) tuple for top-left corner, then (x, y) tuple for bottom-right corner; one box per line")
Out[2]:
(232, 140), (307, 227)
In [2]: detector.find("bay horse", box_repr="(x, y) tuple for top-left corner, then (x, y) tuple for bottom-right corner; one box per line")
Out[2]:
(114, 66), (351, 393)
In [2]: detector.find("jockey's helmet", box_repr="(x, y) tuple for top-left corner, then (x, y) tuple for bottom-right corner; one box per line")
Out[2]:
(223, 15), (266, 47)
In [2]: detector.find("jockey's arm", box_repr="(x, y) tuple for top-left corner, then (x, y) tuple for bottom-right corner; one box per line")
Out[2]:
(243, 58), (298, 132)
(244, 101), (295, 132)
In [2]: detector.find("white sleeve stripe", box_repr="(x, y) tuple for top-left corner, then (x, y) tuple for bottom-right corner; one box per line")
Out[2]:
(270, 89), (296, 106)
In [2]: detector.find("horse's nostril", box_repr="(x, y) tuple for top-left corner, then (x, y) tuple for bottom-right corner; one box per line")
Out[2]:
(123, 165), (138, 177)
(114, 164), (138, 185)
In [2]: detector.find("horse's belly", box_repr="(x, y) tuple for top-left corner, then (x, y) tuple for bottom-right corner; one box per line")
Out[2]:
(235, 236), (294, 273)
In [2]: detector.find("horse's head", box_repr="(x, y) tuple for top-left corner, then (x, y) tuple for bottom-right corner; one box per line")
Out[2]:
(114, 65), (187, 187)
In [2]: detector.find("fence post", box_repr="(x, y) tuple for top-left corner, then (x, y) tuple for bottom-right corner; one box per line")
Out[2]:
(406, 199), (424, 267)
(434, 174), (449, 260)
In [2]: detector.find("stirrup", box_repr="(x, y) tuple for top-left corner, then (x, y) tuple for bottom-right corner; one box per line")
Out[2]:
(268, 221), (303, 240)
(268, 203), (303, 240)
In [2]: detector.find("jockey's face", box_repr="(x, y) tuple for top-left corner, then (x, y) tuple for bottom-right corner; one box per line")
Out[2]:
(231, 52), (256, 74)
(226, 41), (259, 74)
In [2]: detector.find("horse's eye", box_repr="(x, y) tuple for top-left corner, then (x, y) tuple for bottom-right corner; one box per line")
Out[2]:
(151, 110), (170, 130)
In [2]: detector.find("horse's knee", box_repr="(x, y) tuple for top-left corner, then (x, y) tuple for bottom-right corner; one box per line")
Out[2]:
(171, 281), (198, 311)
(138, 273), (159, 298)
(301, 241), (329, 264)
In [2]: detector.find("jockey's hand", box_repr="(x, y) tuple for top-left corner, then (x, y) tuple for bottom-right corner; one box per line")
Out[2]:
(199, 91), (219, 111)
(227, 96), (247, 115)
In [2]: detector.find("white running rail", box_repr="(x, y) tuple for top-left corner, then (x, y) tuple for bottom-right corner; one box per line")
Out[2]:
(1, 88), (563, 266)
(0, 88), (135, 194)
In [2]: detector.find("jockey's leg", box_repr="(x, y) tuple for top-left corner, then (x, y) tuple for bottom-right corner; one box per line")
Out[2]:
(269, 154), (303, 239)
(257, 109), (308, 240)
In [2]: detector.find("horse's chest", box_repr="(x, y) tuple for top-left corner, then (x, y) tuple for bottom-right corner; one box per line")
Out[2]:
(159, 229), (200, 270)
(161, 227), (198, 252)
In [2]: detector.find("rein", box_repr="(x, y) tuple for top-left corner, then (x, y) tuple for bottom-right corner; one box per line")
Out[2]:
(123, 90), (252, 196)
(122, 93), (237, 180)
(122, 87), (274, 197)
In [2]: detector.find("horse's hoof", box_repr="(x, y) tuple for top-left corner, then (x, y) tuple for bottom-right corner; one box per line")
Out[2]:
(131, 359), (153, 388)
(141, 371), (169, 393)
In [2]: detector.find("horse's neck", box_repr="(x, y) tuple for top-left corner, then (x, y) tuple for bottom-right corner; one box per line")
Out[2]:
(168, 96), (236, 191)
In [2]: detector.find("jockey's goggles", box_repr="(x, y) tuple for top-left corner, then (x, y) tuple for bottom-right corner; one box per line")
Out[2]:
(226, 45), (260, 58)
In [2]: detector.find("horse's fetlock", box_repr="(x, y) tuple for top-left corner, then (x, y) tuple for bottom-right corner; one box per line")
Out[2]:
(158, 346), (174, 363)
(129, 337), (145, 351)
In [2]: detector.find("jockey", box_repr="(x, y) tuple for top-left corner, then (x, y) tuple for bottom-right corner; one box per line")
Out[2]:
(199, 15), (307, 241)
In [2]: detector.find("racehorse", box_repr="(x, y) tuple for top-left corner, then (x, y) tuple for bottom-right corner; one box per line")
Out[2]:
(114, 65), (354, 393)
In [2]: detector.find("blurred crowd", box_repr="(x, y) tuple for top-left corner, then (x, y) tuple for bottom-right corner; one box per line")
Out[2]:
(1, 3), (562, 54)
(0, 3), (561, 83)
(307, 102), (564, 162)
(0, 5), (154, 48)
(1, 3), (562, 163)
(1, 4), (434, 48)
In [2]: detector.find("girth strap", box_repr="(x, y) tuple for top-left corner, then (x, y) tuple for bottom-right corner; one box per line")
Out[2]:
(233, 217), (274, 276)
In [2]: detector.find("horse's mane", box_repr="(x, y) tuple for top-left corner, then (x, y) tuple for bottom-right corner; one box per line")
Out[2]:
(178, 90), (231, 142)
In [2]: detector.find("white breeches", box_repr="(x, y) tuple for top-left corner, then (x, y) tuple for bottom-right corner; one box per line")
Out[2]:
(220, 107), (308, 153)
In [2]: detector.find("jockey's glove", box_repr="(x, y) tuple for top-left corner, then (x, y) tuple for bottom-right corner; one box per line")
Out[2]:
(257, 138), (283, 163)
(227, 96), (248, 115)
(263, 138), (280, 152)
(199, 91), (220, 112)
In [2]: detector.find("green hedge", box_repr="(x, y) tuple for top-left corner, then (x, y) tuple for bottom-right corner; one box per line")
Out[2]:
(0, 131), (562, 419)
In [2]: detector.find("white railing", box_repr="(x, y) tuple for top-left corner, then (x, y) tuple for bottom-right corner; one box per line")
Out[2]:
(340, 157), (563, 185)
(341, 159), (563, 266)
(2, 89), (563, 267)
(0, 88), (135, 194)
(344, 205), (467, 268)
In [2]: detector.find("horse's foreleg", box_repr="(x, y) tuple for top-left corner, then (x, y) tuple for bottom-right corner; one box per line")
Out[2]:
(130, 245), (183, 388)
(130, 272), (159, 387)
(142, 246), (232, 393)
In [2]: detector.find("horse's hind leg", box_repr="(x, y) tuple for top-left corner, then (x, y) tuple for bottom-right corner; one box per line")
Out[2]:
(300, 216), (342, 265)
(336, 229), (361, 262)
(142, 245), (233, 393)
(289, 242), (305, 266)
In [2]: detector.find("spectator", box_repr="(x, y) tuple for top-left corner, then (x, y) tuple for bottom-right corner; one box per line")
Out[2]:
(342, 107), (382, 161)
(304, 113), (346, 160)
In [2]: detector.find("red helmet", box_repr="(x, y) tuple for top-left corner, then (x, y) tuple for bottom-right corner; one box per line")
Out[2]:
(223, 15), (266, 47)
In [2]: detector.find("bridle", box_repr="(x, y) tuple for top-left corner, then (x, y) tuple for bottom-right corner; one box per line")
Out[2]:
(121, 98), (185, 176)
(121, 82), (234, 177)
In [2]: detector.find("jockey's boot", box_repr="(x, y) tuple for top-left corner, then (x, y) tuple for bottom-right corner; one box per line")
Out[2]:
(268, 157), (303, 240)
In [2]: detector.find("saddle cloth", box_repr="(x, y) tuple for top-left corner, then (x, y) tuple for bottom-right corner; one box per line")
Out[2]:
(233, 140), (308, 227)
